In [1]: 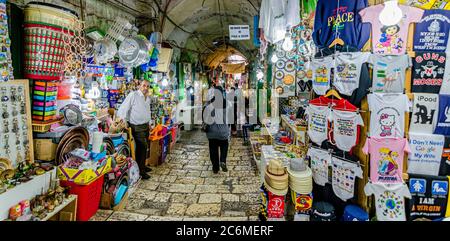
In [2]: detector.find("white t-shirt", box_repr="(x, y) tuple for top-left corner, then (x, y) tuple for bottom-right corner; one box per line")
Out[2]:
(306, 104), (331, 145)
(331, 157), (363, 202)
(307, 147), (331, 186)
(368, 55), (411, 93)
(334, 52), (371, 96)
(328, 110), (364, 152)
(364, 182), (411, 221)
(368, 93), (411, 138)
(408, 132), (445, 176)
(410, 93), (439, 134)
(311, 56), (333, 96)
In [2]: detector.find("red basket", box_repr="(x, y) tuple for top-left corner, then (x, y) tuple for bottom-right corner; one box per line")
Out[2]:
(60, 176), (104, 221)
(24, 23), (70, 81)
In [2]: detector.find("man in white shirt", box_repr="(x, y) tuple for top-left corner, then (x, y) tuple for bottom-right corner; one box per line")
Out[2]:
(117, 80), (152, 180)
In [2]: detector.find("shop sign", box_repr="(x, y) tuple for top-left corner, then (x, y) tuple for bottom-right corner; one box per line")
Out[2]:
(229, 25), (250, 40)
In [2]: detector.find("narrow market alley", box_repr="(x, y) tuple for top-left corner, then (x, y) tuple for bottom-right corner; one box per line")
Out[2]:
(91, 129), (261, 221)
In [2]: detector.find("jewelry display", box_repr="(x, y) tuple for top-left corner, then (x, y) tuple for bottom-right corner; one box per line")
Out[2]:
(0, 80), (34, 168)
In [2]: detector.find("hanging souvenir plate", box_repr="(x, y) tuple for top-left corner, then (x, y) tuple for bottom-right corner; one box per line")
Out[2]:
(276, 60), (286, 70)
(119, 37), (142, 67)
(285, 61), (295, 72)
(283, 74), (295, 85)
(297, 70), (306, 80)
(276, 51), (285, 59)
(275, 70), (285, 80)
(289, 85), (296, 92)
(276, 86), (284, 95)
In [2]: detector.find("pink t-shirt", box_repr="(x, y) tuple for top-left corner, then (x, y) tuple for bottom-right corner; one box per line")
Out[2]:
(359, 4), (424, 55)
(363, 137), (411, 184)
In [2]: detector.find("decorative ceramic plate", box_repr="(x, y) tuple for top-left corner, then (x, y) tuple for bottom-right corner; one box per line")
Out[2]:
(275, 70), (285, 80)
(276, 51), (285, 59)
(276, 60), (286, 70)
(297, 70), (306, 79)
(276, 86), (284, 95)
(285, 61), (295, 72)
(283, 74), (295, 85)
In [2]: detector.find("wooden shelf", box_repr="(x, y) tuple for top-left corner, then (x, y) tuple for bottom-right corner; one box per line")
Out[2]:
(41, 195), (77, 221)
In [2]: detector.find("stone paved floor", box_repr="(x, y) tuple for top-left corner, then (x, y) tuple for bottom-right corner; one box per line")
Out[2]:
(91, 129), (261, 221)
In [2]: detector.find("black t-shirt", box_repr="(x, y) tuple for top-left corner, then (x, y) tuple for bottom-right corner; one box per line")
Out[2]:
(439, 137), (450, 176)
(412, 52), (446, 94)
(408, 174), (448, 220)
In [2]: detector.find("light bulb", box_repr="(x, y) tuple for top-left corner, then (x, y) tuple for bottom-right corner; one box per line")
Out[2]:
(282, 35), (294, 51)
(257, 70), (264, 80)
(271, 53), (278, 63)
(189, 88), (194, 94)
(162, 78), (169, 87)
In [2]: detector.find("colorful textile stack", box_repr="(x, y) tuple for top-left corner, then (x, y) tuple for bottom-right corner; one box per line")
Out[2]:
(32, 80), (58, 122)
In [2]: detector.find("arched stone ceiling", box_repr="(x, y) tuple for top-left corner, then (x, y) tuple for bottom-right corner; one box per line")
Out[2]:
(161, 0), (260, 61)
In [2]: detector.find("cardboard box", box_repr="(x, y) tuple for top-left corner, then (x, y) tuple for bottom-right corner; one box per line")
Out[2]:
(147, 139), (162, 167)
(34, 139), (57, 161)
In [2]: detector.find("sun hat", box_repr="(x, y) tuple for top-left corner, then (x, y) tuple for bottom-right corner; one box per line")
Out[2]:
(264, 159), (289, 196)
(288, 158), (313, 194)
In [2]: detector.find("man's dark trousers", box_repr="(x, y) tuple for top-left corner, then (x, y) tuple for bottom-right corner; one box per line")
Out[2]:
(129, 123), (149, 175)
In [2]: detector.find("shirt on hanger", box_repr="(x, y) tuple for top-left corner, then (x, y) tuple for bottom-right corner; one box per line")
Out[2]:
(363, 137), (410, 184)
(440, 57), (450, 94)
(364, 182), (411, 221)
(434, 94), (450, 135)
(410, 93), (439, 134)
(368, 54), (411, 93)
(313, 0), (370, 50)
(331, 157), (363, 202)
(359, 4), (424, 55)
(412, 52), (446, 94)
(334, 52), (371, 96)
(408, 132), (445, 176)
(328, 110), (364, 152)
(311, 56), (333, 96)
(413, 10), (450, 52)
(306, 104), (331, 145)
(308, 147), (332, 186)
(411, 0), (436, 10)
(368, 93), (411, 138)
(439, 137), (450, 176)
(408, 174), (449, 221)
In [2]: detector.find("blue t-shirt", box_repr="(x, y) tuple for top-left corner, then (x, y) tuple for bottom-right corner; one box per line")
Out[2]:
(434, 94), (450, 135)
(313, 0), (370, 50)
(413, 9), (450, 52)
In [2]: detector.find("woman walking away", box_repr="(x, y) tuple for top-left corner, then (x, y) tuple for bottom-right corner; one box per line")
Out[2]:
(203, 84), (231, 174)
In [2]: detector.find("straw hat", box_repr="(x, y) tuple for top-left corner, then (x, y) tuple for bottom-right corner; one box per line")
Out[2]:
(264, 159), (289, 196)
(288, 158), (313, 194)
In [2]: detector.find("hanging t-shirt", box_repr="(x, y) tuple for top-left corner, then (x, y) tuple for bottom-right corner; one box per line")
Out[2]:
(334, 52), (371, 96)
(331, 157), (363, 202)
(359, 4), (424, 55)
(413, 10), (450, 52)
(408, 132), (445, 176)
(439, 137), (450, 176)
(328, 110), (364, 152)
(412, 52), (446, 93)
(312, 0), (370, 50)
(408, 174), (449, 220)
(363, 137), (410, 184)
(308, 147), (332, 186)
(410, 93), (439, 134)
(311, 56), (333, 96)
(434, 94), (450, 135)
(440, 58), (450, 94)
(306, 104), (331, 145)
(368, 54), (411, 93)
(411, 0), (436, 10)
(364, 182), (411, 221)
(368, 93), (411, 138)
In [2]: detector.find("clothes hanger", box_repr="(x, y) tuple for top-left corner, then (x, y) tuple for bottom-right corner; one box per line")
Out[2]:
(324, 88), (342, 100)
(329, 38), (345, 49)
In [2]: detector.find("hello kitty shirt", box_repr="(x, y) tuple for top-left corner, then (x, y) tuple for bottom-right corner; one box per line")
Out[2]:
(368, 93), (411, 138)
(359, 4), (424, 55)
